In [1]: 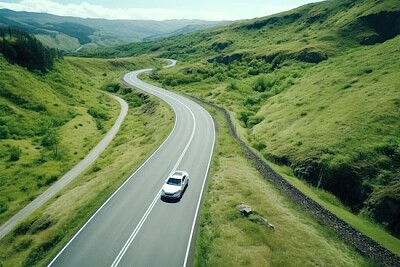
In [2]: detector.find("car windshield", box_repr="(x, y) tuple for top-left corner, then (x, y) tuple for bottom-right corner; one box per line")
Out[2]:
(167, 178), (181, 186)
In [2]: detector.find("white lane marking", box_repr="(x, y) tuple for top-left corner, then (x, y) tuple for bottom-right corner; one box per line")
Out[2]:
(111, 71), (198, 266)
(110, 190), (161, 267)
(129, 71), (217, 267)
(47, 73), (180, 267)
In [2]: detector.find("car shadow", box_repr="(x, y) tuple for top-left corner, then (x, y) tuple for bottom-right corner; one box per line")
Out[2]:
(160, 184), (189, 203)
(160, 196), (181, 203)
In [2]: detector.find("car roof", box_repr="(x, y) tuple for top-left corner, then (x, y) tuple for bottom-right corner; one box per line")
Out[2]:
(170, 171), (188, 179)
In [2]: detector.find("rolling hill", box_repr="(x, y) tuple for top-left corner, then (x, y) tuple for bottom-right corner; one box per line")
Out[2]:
(0, 8), (228, 51)
(91, 0), (400, 239)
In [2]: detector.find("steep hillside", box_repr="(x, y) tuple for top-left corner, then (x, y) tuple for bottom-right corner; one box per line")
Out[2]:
(98, 0), (400, 239)
(0, 9), (228, 51)
(0, 51), (162, 226)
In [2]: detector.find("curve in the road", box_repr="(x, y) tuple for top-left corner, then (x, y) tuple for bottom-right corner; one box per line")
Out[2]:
(48, 61), (215, 267)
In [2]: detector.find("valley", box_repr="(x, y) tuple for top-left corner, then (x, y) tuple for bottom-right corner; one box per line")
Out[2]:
(0, 0), (399, 266)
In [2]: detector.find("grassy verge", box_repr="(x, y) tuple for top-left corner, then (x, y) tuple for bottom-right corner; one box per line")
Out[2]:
(0, 56), (172, 266)
(194, 106), (375, 266)
(270, 163), (400, 255)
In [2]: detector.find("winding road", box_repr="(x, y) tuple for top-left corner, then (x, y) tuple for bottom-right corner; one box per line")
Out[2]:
(48, 60), (216, 266)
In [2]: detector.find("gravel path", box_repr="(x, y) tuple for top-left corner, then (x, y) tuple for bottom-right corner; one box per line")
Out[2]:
(0, 94), (128, 240)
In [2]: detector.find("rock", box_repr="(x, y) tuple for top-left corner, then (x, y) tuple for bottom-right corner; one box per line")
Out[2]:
(249, 214), (275, 231)
(237, 204), (252, 217)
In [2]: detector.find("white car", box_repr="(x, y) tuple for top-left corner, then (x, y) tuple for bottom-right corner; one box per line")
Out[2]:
(161, 171), (189, 199)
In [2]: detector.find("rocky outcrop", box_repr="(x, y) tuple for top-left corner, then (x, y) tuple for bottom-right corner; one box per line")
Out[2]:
(207, 53), (243, 65)
(211, 40), (233, 51)
(238, 13), (302, 30)
(359, 11), (400, 45)
(262, 48), (328, 68)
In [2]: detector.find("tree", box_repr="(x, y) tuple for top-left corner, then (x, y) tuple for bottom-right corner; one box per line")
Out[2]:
(41, 129), (59, 157)
(0, 125), (10, 139)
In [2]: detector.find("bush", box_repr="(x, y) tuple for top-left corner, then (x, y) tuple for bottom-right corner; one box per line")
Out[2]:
(23, 234), (61, 266)
(41, 129), (59, 156)
(102, 82), (121, 93)
(248, 67), (259, 75)
(226, 81), (238, 91)
(252, 141), (267, 151)
(0, 125), (10, 139)
(247, 115), (264, 128)
(9, 145), (21, 161)
(253, 76), (268, 92)
(238, 111), (255, 128)
(88, 107), (109, 121)
(0, 197), (8, 214)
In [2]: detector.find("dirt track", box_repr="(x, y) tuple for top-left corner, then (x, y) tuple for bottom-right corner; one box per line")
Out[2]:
(0, 94), (128, 241)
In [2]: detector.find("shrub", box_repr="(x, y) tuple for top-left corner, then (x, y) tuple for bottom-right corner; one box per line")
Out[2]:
(247, 115), (264, 128)
(252, 141), (267, 151)
(238, 111), (255, 128)
(0, 125), (10, 139)
(102, 82), (121, 93)
(226, 81), (238, 91)
(248, 67), (259, 75)
(41, 129), (59, 157)
(9, 145), (21, 161)
(253, 76), (268, 92)
(23, 234), (62, 266)
(88, 107), (109, 121)
(0, 196), (8, 214)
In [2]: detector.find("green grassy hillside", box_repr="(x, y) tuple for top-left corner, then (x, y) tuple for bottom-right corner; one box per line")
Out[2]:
(0, 54), (162, 226)
(0, 54), (176, 266)
(120, 0), (400, 241)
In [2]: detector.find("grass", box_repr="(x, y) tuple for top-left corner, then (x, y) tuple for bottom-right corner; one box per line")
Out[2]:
(194, 104), (375, 266)
(0, 56), (173, 266)
(138, 2), (400, 248)
(270, 162), (400, 256)
(0, 55), (164, 226)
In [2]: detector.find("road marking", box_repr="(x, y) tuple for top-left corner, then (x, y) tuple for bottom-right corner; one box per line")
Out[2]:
(47, 73), (180, 267)
(111, 190), (161, 267)
(183, 111), (215, 267)
(111, 71), (198, 266)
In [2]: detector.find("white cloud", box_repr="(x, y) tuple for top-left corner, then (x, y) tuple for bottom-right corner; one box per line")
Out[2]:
(0, 0), (237, 20)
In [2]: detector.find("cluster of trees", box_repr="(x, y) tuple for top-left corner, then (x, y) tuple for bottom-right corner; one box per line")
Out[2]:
(0, 27), (62, 72)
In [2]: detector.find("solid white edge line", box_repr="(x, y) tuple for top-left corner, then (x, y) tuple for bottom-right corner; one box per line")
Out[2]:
(47, 71), (179, 267)
(183, 110), (216, 267)
(111, 73), (198, 266)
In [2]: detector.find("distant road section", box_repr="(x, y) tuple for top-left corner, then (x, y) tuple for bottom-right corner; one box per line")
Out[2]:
(48, 60), (216, 267)
(0, 94), (128, 240)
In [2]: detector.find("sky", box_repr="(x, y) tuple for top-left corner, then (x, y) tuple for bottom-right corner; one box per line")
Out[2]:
(0, 0), (325, 21)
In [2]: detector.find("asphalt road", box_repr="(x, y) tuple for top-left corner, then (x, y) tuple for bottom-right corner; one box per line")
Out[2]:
(48, 61), (216, 266)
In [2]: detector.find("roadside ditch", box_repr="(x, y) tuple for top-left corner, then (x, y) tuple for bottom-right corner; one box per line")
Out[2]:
(191, 96), (400, 267)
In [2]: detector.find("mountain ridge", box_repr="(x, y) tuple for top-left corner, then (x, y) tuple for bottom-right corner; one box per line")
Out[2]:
(0, 8), (229, 51)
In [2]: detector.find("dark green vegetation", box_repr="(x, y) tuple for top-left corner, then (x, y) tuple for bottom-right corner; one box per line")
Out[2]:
(0, 0), (399, 265)
(0, 42), (163, 228)
(0, 9), (228, 51)
(0, 55), (172, 266)
(97, 0), (400, 242)
(0, 44), (173, 265)
(0, 28), (61, 72)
